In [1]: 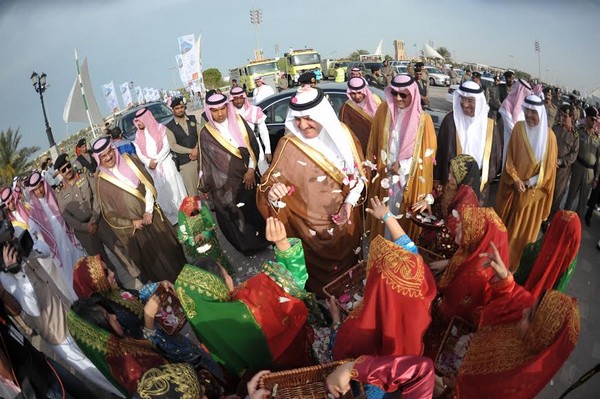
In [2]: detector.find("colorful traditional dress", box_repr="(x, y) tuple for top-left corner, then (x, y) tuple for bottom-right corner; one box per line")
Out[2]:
(514, 210), (581, 297)
(176, 238), (315, 377)
(418, 154), (480, 259)
(455, 278), (580, 399)
(333, 235), (436, 360)
(177, 196), (232, 272)
(71, 256), (222, 378)
(67, 310), (167, 396)
(437, 207), (506, 325)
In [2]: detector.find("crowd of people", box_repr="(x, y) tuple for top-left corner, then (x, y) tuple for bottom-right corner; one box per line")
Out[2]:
(0, 62), (596, 399)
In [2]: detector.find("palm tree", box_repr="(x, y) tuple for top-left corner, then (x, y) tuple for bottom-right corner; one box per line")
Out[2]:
(0, 128), (40, 186)
(436, 47), (452, 61)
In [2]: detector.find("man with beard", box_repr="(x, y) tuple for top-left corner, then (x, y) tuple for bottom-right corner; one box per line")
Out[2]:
(338, 77), (381, 154)
(165, 96), (201, 196)
(54, 153), (142, 284)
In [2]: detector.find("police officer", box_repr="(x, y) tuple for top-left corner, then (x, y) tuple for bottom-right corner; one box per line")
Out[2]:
(165, 97), (201, 196)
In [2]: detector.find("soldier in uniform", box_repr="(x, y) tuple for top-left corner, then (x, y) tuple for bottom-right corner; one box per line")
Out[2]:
(543, 86), (558, 127)
(54, 154), (142, 284)
(74, 138), (98, 178)
(165, 96), (201, 196)
(565, 106), (600, 217)
(548, 105), (579, 222)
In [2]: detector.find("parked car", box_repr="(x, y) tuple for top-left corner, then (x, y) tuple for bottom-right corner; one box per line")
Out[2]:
(256, 82), (444, 152)
(393, 65), (409, 75)
(114, 101), (173, 140)
(425, 66), (450, 86)
(445, 76), (499, 102)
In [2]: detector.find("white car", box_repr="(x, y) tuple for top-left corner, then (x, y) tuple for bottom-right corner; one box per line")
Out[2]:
(425, 66), (450, 86)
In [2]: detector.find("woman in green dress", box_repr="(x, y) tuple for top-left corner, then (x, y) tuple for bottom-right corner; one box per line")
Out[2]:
(514, 210), (581, 297)
(176, 217), (320, 378)
(177, 195), (232, 271)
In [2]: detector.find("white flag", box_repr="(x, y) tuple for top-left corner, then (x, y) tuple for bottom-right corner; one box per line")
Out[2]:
(120, 82), (133, 108)
(102, 81), (120, 112)
(134, 86), (144, 104)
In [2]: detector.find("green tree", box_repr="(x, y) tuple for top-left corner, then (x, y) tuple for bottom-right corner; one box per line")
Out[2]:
(0, 127), (40, 186)
(436, 47), (451, 61)
(348, 49), (370, 61)
(203, 68), (223, 90)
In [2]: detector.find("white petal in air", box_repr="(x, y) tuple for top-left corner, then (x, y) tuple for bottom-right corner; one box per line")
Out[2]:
(380, 177), (390, 189)
(382, 197), (390, 204)
(332, 189), (342, 193)
(316, 176), (327, 182)
(274, 201), (287, 208)
(394, 214), (404, 219)
(380, 150), (388, 164)
(391, 175), (401, 184)
(278, 296), (291, 303)
(297, 160), (307, 166)
(354, 247), (361, 254)
(272, 171), (281, 177)
(308, 229), (317, 236)
(327, 228), (334, 235)
(236, 202), (245, 207)
(196, 244), (212, 253)
(425, 148), (434, 157)
(418, 176), (426, 183)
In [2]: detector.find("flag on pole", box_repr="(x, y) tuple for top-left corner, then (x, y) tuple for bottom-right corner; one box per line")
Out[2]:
(120, 82), (133, 108)
(102, 82), (120, 112)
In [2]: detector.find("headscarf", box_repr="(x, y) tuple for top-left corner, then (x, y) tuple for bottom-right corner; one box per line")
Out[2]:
(346, 77), (379, 117)
(522, 94), (549, 163)
(229, 86), (266, 125)
(26, 171), (79, 262)
(73, 255), (144, 317)
(440, 154), (481, 227)
(333, 235), (436, 359)
(92, 136), (140, 187)
(500, 79), (532, 123)
(438, 207), (506, 324)
(452, 81), (490, 168)
(457, 291), (579, 399)
(285, 87), (357, 174)
(0, 186), (29, 224)
(134, 108), (166, 157)
(204, 93), (247, 148)
(384, 75), (423, 161)
(523, 210), (581, 298)
(179, 195), (202, 217)
(135, 363), (203, 399)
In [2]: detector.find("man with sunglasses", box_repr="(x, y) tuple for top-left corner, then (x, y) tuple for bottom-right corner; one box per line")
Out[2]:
(54, 153), (141, 285)
(365, 74), (437, 241)
(565, 106), (600, 218)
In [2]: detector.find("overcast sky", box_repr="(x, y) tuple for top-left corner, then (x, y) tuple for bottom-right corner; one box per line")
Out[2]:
(1, 0), (599, 152)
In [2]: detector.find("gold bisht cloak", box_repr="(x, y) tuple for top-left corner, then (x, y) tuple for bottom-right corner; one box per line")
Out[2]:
(365, 102), (437, 242)
(338, 96), (381, 155)
(257, 125), (366, 297)
(494, 121), (557, 270)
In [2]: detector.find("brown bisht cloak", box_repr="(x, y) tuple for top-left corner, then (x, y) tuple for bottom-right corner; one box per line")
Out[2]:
(365, 102), (437, 242)
(257, 126), (366, 296)
(434, 111), (502, 205)
(494, 121), (557, 270)
(338, 97), (381, 155)
(199, 115), (269, 255)
(96, 154), (186, 282)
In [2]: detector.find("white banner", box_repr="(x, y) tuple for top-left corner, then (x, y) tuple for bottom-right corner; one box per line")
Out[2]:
(102, 81), (119, 113)
(143, 87), (151, 103)
(120, 82), (133, 108)
(135, 86), (144, 104)
(175, 54), (188, 85)
(178, 34), (201, 82)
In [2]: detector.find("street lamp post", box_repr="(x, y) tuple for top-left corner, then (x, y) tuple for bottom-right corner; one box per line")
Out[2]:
(30, 71), (58, 157)
(249, 9), (263, 60)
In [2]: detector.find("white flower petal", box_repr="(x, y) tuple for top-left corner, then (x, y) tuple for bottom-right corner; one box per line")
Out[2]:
(394, 214), (404, 219)
(418, 157), (423, 164)
(418, 176), (426, 183)
(380, 177), (390, 189)
(424, 148), (434, 157)
(371, 172), (380, 183)
(391, 175), (401, 184)
(331, 189), (342, 193)
(327, 228), (334, 235)
(297, 160), (307, 166)
(196, 243), (212, 253)
(452, 209), (460, 219)
(278, 296), (291, 303)
(272, 171), (281, 177)
(382, 197), (390, 204)
(316, 175), (327, 182)
(395, 202), (401, 209)
(308, 229), (317, 236)
(274, 201), (287, 208)
(380, 150), (388, 164)
(236, 202), (245, 207)
(354, 247), (361, 254)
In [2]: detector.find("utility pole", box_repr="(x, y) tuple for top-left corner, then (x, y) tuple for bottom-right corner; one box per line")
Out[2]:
(534, 41), (541, 81)
(249, 9), (263, 60)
